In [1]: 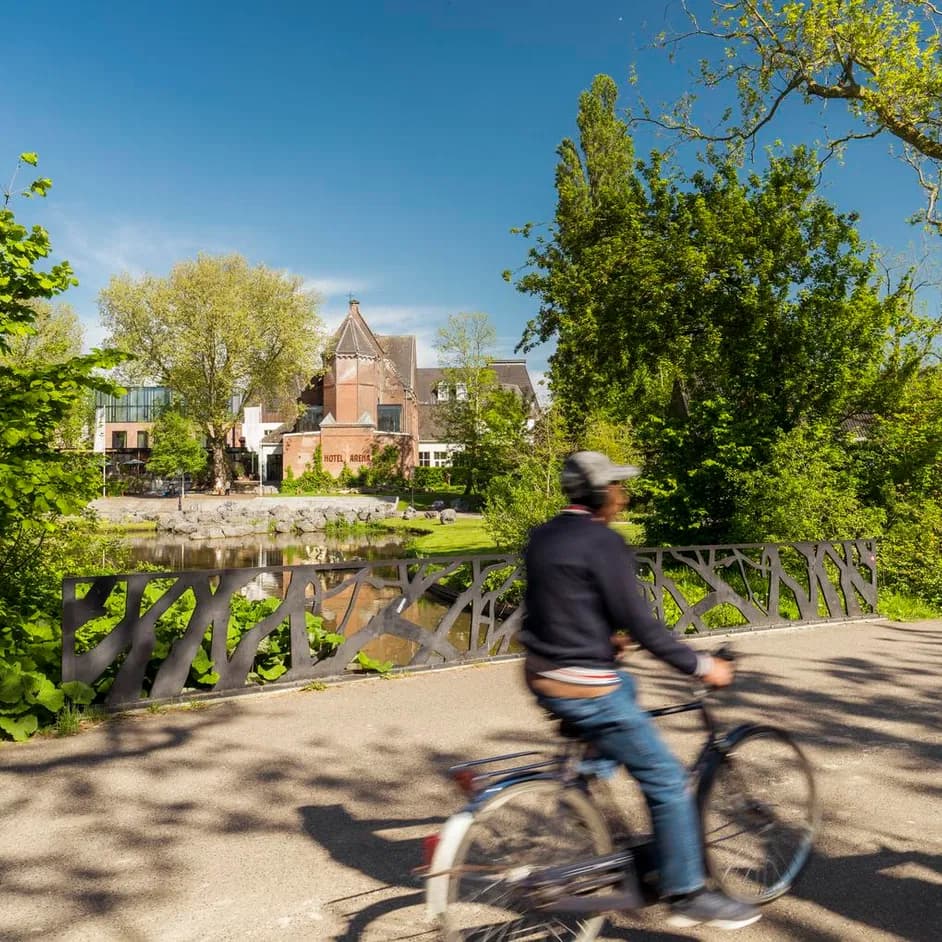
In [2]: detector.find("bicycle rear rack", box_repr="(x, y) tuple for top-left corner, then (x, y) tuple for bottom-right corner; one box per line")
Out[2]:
(447, 751), (564, 794)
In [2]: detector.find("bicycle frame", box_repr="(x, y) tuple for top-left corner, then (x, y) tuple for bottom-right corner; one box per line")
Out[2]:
(425, 693), (764, 920)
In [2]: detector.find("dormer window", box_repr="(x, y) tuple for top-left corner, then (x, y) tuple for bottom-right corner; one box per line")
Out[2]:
(434, 381), (467, 401)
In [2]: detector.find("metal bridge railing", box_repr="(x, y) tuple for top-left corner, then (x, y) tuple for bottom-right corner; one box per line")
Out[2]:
(61, 539), (877, 710)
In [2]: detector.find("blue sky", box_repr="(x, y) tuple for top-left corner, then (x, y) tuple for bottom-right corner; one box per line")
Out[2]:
(7, 1), (937, 390)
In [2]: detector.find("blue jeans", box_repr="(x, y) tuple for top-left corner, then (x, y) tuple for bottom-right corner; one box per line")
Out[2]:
(537, 672), (705, 897)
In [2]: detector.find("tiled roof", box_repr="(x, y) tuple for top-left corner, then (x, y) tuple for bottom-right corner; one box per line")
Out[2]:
(417, 403), (447, 442)
(415, 367), (447, 403)
(490, 360), (538, 403)
(333, 300), (384, 357)
(415, 360), (538, 406)
(260, 423), (290, 444)
(377, 334), (416, 391)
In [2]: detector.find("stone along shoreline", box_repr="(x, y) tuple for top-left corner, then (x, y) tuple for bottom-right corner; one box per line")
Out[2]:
(89, 495), (400, 540)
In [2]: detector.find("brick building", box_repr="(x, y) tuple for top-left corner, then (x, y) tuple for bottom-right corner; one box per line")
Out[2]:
(96, 299), (539, 483)
(281, 299), (419, 479)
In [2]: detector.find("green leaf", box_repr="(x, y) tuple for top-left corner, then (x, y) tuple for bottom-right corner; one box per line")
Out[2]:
(354, 651), (393, 674)
(256, 662), (287, 681)
(60, 680), (96, 705)
(33, 679), (64, 713)
(191, 647), (215, 675)
(0, 713), (39, 741)
(0, 665), (26, 703)
(19, 152), (39, 167)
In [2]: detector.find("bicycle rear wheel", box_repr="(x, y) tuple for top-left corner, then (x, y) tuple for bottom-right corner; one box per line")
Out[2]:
(442, 778), (612, 942)
(700, 726), (818, 904)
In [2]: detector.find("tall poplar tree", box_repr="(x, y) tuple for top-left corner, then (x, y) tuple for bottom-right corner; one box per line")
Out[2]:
(511, 75), (923, 542)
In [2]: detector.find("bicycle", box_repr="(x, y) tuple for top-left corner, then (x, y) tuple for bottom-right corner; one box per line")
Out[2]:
(422, 648), (819, 941)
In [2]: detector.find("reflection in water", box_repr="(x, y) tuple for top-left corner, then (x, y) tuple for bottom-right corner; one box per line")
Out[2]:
(319, 578), (474, 664)
(124, 531), (409, 572)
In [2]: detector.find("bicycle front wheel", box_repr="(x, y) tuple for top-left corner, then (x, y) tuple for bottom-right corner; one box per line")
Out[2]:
(700, 725), (818, 904)
(442, 778), (612, 942)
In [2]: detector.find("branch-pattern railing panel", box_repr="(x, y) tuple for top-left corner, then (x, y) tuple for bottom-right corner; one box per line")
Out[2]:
(61, 539), (877, 709)
(633, 539), (877, 632)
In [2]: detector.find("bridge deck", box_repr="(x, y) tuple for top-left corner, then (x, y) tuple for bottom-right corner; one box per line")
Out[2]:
(0, 618), (939, 941)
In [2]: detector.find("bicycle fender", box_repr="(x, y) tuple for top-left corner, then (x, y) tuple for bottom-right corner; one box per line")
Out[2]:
(425, 810), (474, 919)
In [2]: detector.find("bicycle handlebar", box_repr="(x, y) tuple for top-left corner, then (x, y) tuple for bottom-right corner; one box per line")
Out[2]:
(712, 642), (737, 663)
(691, 644), (739, 700)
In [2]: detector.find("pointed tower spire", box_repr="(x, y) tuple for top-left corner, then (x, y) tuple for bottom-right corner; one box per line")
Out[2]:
(333, 298), (382, 357)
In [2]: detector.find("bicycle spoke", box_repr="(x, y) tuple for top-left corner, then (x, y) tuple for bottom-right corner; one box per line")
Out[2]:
(442, 780), (610, 942)
(702, 728), (817, 903)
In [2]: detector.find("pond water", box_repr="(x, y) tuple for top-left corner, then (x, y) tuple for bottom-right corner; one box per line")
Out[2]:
(120, 530), (500, 665)
(123, 530), (410, 571)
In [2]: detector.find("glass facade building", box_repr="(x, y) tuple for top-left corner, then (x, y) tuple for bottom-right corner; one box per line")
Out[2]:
(95, 387), (171, 422)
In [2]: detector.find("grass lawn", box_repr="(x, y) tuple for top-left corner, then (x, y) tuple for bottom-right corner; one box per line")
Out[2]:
(378, 516), (499, 555)
(379, 513), (646, 557)
(611, 519), (645, 545)
(395, 486), (482, 512)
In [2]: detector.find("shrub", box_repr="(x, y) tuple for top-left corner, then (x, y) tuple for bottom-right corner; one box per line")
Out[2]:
(413, 466), (447, 489)
(280, 446), (333, 494)
(337, 464), (357, 488)
(484, 466), (565, 551)
(730, 424), (885, 543)
(879, 497), (942, 607)
(0, 516), (132, 740)
(370, 444), (402, 485)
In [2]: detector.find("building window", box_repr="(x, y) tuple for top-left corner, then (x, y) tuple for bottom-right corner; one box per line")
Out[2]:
(419, 451), (431, 467)
(137, 431), (149, 449)
(297, 406), (323, 432)
(378, 404), (402, 433)
(433, 383), (467, 402)
(112, 431), (127, 449)
(95, 386), (172, 423)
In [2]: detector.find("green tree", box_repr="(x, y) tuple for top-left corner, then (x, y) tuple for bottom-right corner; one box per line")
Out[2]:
(730, 422), (885, 542)
(0, 153), (125, 739)
(857, 365), (942, 603)
(434, 312), (530, 496)
(99, 254), (324, 493)
(146, 409), (207, 508)
(649, 0), (942, 229)
(5, 299), (83, 363)
(512, 76), (920, 543)
(484, 406), (571, 551)
(0, 153), (124, 547)
(0, 300), (90, 449)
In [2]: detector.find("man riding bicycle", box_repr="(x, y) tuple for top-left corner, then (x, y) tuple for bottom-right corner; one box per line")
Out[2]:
(520, 450), (760, 931)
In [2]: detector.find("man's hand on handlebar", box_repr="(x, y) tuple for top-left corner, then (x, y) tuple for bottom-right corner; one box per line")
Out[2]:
(611, 632), (634, 654)
(701, 651), (736, 688)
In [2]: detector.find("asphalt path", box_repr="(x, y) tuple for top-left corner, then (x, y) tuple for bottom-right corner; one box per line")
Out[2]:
(0, 619), (939, 941)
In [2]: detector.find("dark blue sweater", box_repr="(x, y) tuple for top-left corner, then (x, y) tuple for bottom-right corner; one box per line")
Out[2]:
(520, 512), (699, 676)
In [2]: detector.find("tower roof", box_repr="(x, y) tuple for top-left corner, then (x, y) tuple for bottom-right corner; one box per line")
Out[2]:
(333, 299), (384, 357)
